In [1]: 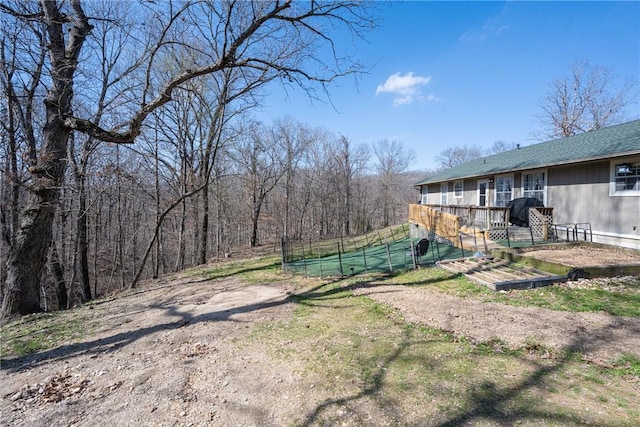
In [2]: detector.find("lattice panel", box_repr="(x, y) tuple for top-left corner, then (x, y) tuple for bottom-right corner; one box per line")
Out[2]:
(529, 208), (553, 240)
(489, 228), (509, 241)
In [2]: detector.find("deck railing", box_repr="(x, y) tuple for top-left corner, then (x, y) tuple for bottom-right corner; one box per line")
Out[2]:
(410, 204), (510, 230)
(409, 204), (460, 238)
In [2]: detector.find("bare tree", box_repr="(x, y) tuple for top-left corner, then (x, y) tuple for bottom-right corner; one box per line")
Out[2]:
(1, 0), (374, 318)
(489, 140), (518, 154)
(537, 60), (639, 139)
(67, 0), (145, 302)
(434, 144), (484, 169)
(271, 117), (312, 239)
(328, 135), (370, 235)
(232, 121), (287, 248)
(372, 139), (414, 226)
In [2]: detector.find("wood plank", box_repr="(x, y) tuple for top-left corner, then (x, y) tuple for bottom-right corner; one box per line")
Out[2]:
(437, 257), (565, 292)
(493, 275), (567, 291)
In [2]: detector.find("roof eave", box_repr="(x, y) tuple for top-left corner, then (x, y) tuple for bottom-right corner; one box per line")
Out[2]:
(415, 149), (640, 186)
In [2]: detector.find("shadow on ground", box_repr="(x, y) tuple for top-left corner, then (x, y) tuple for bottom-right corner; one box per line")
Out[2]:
(2, 270), (632, 426)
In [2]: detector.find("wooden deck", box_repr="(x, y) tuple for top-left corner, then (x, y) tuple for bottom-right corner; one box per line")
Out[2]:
(409, 204), (555, 246)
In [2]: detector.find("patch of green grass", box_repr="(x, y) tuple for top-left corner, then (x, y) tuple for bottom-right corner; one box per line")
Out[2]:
(496, 286), (640, 317)
(1, 310), (97, 360)
(400, 267), (640, 317)
(611, 354), (640, 377)
(244, 273), (640, 426)
(177, 255), (282, 284)
(582, 372), (606, 385)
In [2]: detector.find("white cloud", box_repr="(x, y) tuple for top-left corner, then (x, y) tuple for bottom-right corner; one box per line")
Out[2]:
(376, 72), (434, 106)
(496, 25), (510, 35)
(460, 18), (510, 42)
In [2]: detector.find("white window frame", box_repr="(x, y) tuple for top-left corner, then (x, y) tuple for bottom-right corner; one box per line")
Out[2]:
(440, 182), (448, 205)
(453, 180), (463, 198)
(477, 179), (489, 207)
(494, 174), (514, 207)
(610, 157), (640, 197)
(522, 169), (547, 205)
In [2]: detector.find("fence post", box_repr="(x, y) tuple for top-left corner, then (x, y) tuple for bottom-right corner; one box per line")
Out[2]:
(430, 240), (437, 263)
(386, 243), (393, 272)
(482, 232), (488, 254)
(410, 239), (417, 269)
(337, 242), (344, 276)
(404, 244), (407, 267)
(317, 244), (323, 277)
(301, 245), (308, 277)
(362, 247), (368, 272)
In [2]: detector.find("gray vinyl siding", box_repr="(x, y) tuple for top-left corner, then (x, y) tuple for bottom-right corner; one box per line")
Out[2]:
(425, 184), (440, 205)
(421, 180), (479, 206)
(547, 158), (640, 239)
(462, 180), (477, 205)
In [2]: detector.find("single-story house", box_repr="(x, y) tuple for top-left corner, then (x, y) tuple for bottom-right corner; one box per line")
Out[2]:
(413, 119), (640, 249)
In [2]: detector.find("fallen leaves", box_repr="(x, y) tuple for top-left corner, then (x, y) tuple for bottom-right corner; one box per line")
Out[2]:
(5, 371), (90, 404)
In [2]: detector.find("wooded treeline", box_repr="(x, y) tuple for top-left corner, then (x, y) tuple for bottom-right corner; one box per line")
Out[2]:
(1, 113), (420, 309)
(0, 0), (421, 315)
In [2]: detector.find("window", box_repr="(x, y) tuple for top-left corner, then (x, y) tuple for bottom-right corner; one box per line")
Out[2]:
(478, 180), (488, 207)
(494, 175), (513, 207)
(610, 158), (640, 196)
(440, 183), (448, 205)
(523, 171), (545, 204)
(453, 181), (463, 198)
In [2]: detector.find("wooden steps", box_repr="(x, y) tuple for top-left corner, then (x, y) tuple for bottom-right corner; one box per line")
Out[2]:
(437, 257), (567, 291)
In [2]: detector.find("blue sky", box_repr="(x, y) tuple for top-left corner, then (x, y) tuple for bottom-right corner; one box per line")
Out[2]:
(259, 1), (640, 171)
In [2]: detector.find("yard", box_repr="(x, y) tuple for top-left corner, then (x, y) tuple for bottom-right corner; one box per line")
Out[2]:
(2, 249), (640, 426)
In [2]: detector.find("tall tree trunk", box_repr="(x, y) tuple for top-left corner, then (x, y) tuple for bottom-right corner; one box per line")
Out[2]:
(75, 173), (91, 301)
(1, 91), (19, 291)
(175, 197), (186, 271)
(1, 0), (92, 319)
(92, 196), (101, 297)
(214, 178), (225, 260)
(198, 185), (209, 265)
(49, 243), (68, 310)
(2, 113), (71, 316)
(153, 138), (161, 278)
(250, 192), (267, 248)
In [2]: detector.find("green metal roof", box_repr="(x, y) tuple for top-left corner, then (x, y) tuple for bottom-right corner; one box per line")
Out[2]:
(415, 119), (640, 186)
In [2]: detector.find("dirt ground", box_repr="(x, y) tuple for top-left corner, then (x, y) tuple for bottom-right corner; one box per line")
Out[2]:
(516, 244), (640, 267)
(2, 247), (640, 426)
